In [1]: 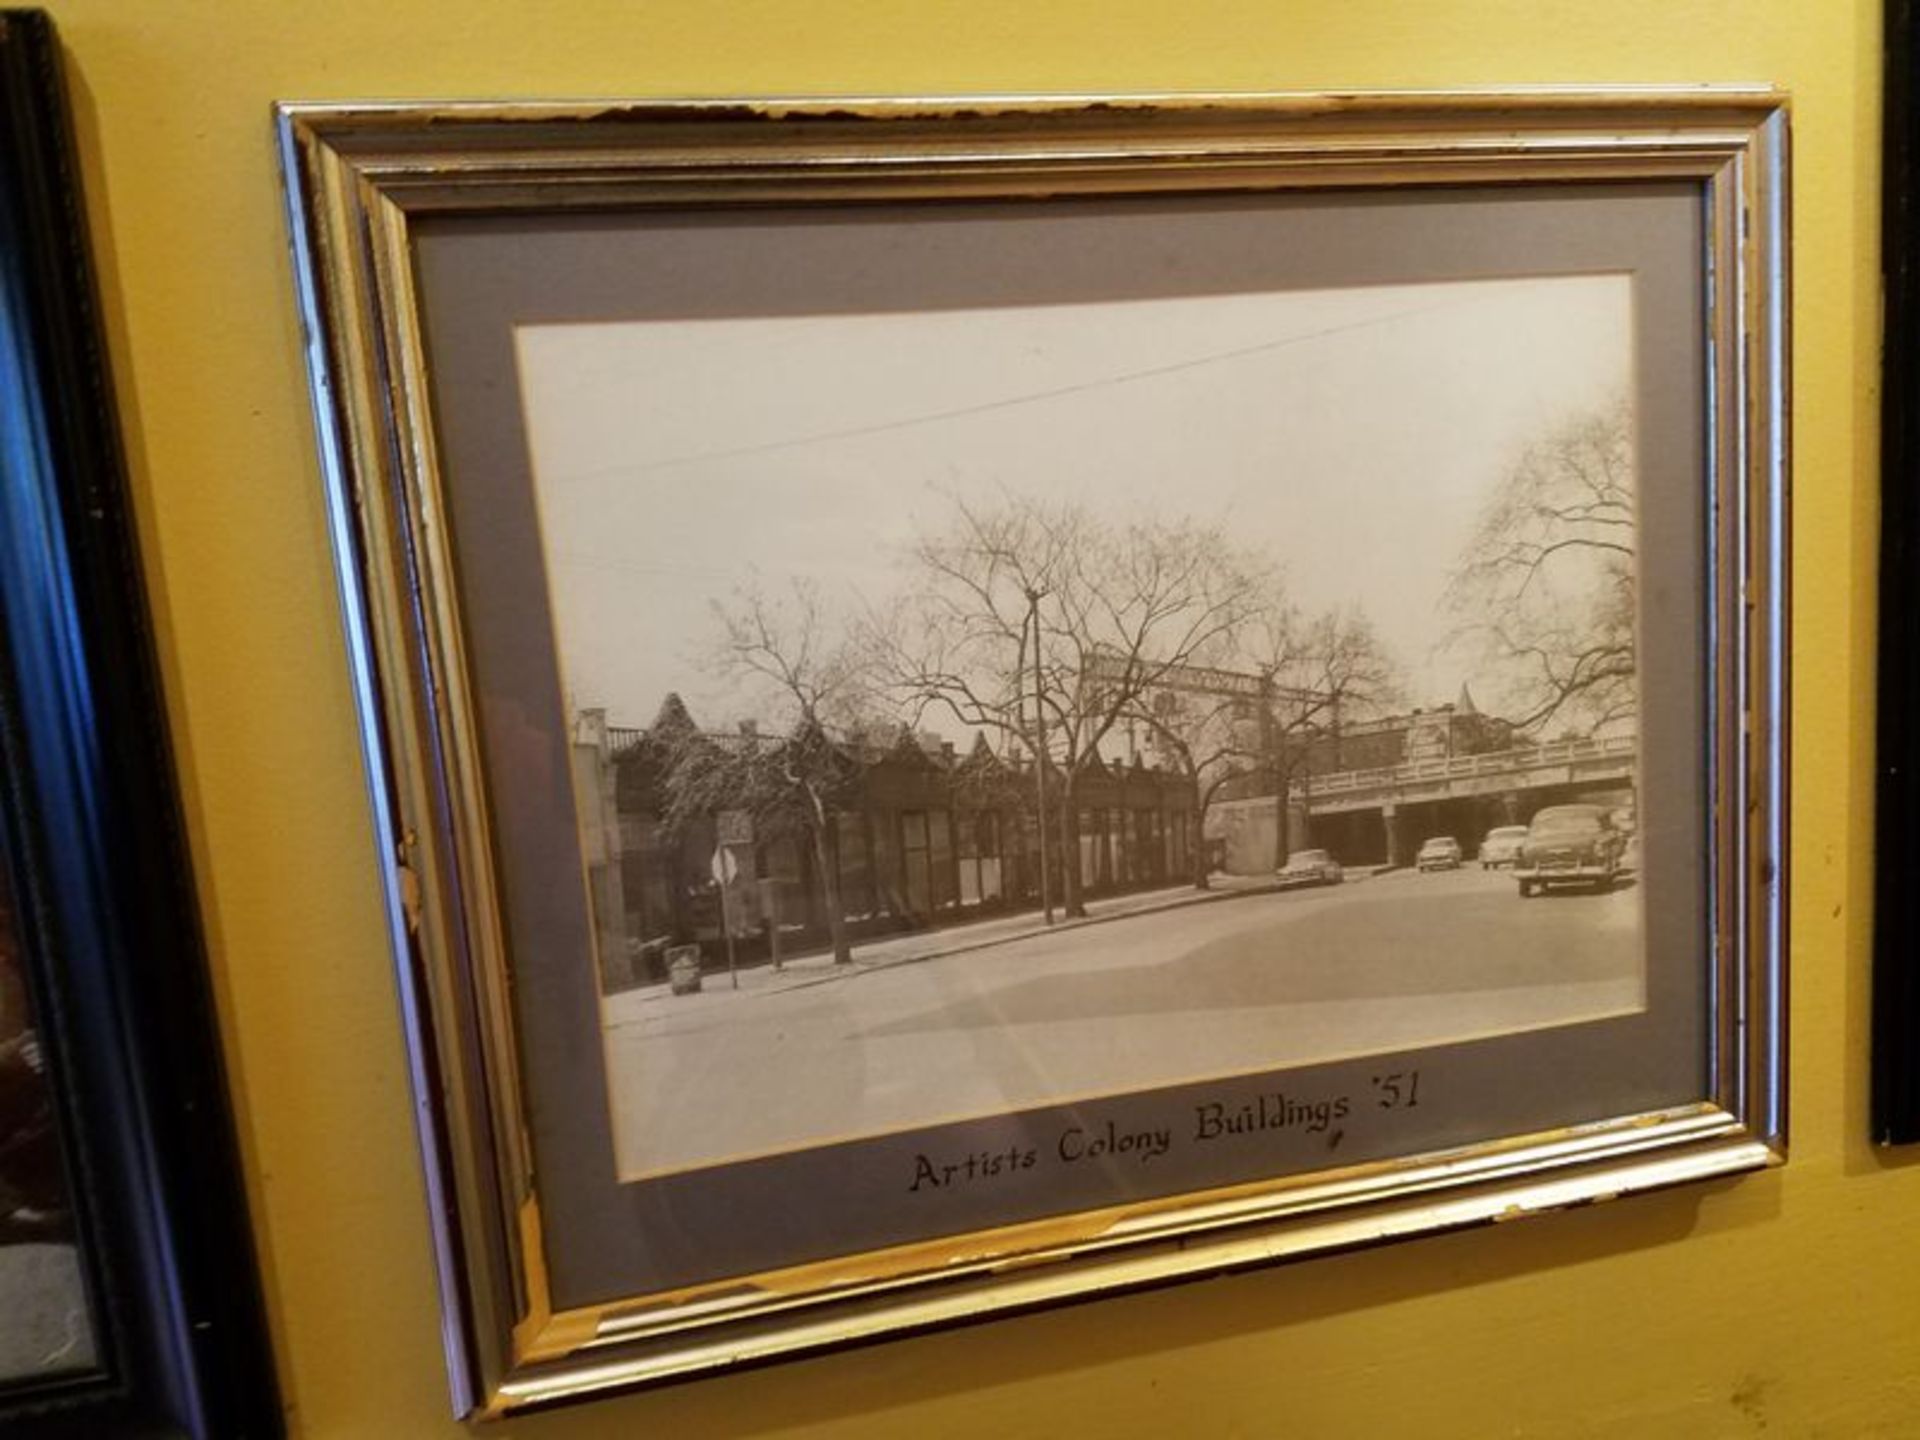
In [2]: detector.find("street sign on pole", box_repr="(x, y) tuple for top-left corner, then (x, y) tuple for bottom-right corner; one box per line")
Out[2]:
(711, 844), (742, 988)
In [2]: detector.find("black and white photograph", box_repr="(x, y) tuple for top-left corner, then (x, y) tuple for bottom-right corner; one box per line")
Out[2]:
(0, 862), (93, 1388)
(518, 267), (1645, 1180)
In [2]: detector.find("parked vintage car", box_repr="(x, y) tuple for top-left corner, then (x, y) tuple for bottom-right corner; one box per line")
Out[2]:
(1276, 848), (1343, 888)
(1477, 824), (1530, 869)
(1415, 836), (1463, 872)
(1514, 804), (1626, 896)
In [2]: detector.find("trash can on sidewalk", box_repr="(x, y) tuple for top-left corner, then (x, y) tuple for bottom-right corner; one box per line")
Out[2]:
(666, 944), (703, 996)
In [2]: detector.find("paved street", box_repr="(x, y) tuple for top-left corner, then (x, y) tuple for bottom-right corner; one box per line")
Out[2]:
(601, 866), (1643, 1177)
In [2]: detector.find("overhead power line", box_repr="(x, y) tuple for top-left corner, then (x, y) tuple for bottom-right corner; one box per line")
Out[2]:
(546, 295), (1467, 487)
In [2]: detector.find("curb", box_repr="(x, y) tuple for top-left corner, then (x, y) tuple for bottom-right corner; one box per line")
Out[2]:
(760, 878), (1294, 994)
(618, 870), (1385, 1007)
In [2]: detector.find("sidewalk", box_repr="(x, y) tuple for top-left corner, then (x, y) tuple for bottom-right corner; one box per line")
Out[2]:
(620, 871), (1300, 1009)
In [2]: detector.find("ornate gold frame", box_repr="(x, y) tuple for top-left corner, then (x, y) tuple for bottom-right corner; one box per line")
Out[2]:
(276, 90), (1789, 1418)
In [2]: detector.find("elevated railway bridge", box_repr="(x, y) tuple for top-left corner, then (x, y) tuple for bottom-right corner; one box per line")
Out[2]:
(1209, 734), (1638, 871)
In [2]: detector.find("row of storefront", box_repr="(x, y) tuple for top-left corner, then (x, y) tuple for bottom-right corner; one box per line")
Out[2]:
(569, 690), (1582, 987)
(585, 699), (1198, 984)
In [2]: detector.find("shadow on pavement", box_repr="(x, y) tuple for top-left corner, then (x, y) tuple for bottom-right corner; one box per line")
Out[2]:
(858, 883), (1641, 1037)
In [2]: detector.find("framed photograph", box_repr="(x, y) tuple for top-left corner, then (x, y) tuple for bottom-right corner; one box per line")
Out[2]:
(0, 10), (280, 1436)
(1879, 0), (1920, 1145)
(278, 90), (1789, 1417)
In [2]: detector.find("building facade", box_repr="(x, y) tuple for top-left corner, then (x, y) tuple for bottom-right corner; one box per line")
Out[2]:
(579, 697), (1197, 989)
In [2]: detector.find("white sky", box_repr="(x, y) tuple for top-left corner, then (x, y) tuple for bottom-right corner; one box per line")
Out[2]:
(516, 272), (1632, 736)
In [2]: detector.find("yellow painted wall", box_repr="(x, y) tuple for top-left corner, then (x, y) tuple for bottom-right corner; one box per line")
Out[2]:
(30, 1), (1909, 1434)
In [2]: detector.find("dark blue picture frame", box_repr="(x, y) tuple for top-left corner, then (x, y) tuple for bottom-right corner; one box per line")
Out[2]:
(0, 10), (280, 1433)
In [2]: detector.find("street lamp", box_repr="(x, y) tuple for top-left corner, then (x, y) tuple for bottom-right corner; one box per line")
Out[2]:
(1258, 668), (1285, 867)
(1024, 585), (1055, 926)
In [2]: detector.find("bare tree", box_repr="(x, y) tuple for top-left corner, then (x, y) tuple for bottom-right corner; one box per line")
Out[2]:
(1267, 606), (1400, 854)
(884, 495), (1267, 917)
(1271, 606), (1400, 743)
(1444, 397), (1635, 735)
(1127, 600), (1400, 886)
(656, 580), (870, 964)
(1127, 680), (1262, 890)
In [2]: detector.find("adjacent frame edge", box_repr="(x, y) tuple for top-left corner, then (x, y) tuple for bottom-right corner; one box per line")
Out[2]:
(1876, 0), (1918, 1145)
(0, 10), (283, 1436)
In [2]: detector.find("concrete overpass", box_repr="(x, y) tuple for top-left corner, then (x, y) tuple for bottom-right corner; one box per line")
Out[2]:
(1304, 735), (1637, 812)
(1210, 734), (1638, 871)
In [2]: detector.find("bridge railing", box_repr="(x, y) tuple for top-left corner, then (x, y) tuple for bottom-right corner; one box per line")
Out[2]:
(1300, 733), (1637, 799)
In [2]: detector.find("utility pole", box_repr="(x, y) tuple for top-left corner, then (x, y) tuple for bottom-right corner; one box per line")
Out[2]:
(1261, 669), (1286, 867)
(1298, 732), (1314, 854)
(1025, 585), (1055, 926)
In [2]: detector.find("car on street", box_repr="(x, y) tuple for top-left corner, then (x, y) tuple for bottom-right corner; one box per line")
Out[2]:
(1513, 804), (1626, 896)
(1276, 848), (1343, 888)
(1415, 836), (1463, 872)
(1477, 825), (1530, 869)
